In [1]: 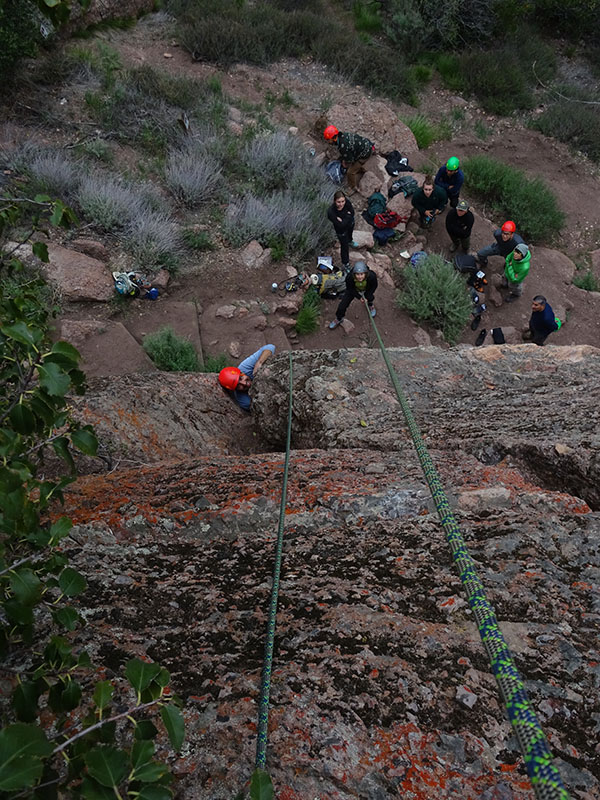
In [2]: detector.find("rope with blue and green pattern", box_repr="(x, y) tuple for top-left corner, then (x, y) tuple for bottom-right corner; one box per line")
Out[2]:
(255, 352), (294, 770)
(367, 310), (569, 800)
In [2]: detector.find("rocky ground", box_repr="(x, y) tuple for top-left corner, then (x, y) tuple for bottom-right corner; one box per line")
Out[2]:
(61, 345), (600, 799)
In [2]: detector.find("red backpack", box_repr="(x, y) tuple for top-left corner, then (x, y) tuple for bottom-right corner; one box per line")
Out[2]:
(373, 210), (407, 229)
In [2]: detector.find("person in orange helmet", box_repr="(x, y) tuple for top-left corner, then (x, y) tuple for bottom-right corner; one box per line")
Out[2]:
(324, 125), (375, 191)
(476, 220), (524, 268)
(218, 344), (275, 411)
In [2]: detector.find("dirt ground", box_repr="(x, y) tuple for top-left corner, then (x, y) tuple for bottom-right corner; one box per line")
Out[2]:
(6, 13), (600, 374)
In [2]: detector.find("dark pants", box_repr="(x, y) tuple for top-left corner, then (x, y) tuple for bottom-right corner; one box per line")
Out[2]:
(337, 229), (354, 267)
(523, 328), (550, 346)
(450, 235), (470, 253)
(449, 194), (459, 208)
(336, 290), (374, 321)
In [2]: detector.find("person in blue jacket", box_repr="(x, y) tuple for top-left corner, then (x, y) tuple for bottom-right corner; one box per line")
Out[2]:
(435, 156), (464, 208)
(218, 344), (275, 411)
(522, 296), (561, 346)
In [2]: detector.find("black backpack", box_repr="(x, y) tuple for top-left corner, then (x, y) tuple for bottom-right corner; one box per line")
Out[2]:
(388, 176), (418, 199)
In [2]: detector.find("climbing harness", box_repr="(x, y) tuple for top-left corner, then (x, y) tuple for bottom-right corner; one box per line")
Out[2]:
(365, 305), (569, 800)
(255, 352), (294, 771)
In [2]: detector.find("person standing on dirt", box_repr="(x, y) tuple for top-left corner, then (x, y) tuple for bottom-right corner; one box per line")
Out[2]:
(522, 295), (561, 345)
(411, 174), (447, 228)
(329, 260), (377, 329)
(323, 125), (375, 191)
(435, 156), (464, 208)
(218, 344), (275, 411)
(327, 189), (356, 272)
(476, 220), (523, 268)
(502, 243), (531, 302)
(445, 199), (474, 253)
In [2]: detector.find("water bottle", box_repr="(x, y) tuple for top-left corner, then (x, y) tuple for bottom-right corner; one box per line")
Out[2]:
(145, 288), (159, 300)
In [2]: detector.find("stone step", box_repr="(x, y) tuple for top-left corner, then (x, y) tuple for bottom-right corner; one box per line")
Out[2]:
(59, 320), (157, 378)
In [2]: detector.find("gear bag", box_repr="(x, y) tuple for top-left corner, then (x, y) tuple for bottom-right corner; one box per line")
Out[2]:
(325, 160), (346, 184)
(373, 210), (407, 229)
(388, 176), (418, 199)
(364, 192), (387, 225)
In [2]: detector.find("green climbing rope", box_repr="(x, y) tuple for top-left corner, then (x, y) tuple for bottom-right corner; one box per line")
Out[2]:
(366, 309), (570, 800)
(255, 352), (294, 771)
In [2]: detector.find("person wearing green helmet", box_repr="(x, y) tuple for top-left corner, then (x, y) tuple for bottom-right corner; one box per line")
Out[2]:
(435, 156), (464, 208)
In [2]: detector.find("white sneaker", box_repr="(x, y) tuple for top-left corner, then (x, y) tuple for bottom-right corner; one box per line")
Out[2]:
(329, 318), (342, 329)
(370, 307), (377, 317)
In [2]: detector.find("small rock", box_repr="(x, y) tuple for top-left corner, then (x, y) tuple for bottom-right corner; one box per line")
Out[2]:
(229, 341), (241, 358)
(456, 685), (478, 708)
(215, 304), (237, 319)
(228, 106), (242, 123)
(152, 269), (170, 291)
(555, 443), (574, 455)
(240, 240), (264, 267)
(163, 52), (173, 58)
(228, 121), (243, 137)
(340, 318), (355, 333)
(288, 126), (298, 135)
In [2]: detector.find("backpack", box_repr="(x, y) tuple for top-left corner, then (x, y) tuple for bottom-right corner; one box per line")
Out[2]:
(388, 176), (418, 199)
(112, 271), (140, 297)
(364, 192), (387, 225)
(373, 210), (406, 229)
(410, 251), (428, 269)
(373, 228), (397, 246)
(453, 253), (478, 274)
(383, 150), (413, 176)
(318, 271), (347, 298)
(325, 160), (346, 184)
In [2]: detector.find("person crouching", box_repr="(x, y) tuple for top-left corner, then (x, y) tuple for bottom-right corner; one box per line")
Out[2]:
(328, 261), (377, 329)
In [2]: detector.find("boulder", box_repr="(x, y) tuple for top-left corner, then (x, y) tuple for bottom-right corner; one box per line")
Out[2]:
(71, 238), (108, 262)
(532, 247), (576, 286)
(387, 193), (413, 219)
(152, 269), (171, 291)
(353, 230), (374, 248)
(43, 244), (114, 302)
(327, 101), (418, 160)
(239, 240), (264, 268)
(357, 170), (383, 198)
(215, 304), (237, 319)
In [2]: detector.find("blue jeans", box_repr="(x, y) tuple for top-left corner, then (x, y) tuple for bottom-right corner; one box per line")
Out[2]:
(476, 242), (501, 264)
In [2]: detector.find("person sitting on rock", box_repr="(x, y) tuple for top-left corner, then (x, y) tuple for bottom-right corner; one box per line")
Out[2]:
(329, 260), (377, 329)
(323, 125), (375, 191)
(445, 199), (474, 254)
(327, 189), (356, 272)
(218, 344), (275, 411)
(476, 220), (523, 268)
(435, 156), (464, 208)
(502, 242), (531, 302)
(522, 295), (561, 345)
(411, 174), (447, 228)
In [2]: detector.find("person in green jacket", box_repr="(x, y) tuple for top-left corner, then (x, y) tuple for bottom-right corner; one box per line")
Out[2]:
(411, 175), (447, 227)
(503, 243), (531, 302)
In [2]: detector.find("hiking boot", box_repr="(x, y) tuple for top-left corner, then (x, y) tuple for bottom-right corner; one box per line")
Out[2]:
(370, 306), (377, 317)
(329, 318), (342, 329)
(449, 243), (458, 253)
(342, 263), (350, 274)
(475, 329), (487, 346)
(504, 294), (518, 303)
(351, 241), (359, 248)
(470, 315), (481, 331)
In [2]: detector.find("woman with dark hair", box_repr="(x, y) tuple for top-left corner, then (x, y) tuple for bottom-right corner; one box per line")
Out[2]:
(327, 189), (355, 272)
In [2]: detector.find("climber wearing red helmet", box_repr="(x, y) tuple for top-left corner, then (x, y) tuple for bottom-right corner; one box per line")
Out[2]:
(218, 344), (275, 411)
(323, 125), (375, 191)
(476, 220), (524, 268)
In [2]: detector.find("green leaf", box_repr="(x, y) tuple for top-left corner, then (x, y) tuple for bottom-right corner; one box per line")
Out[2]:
(92, 681), (114, 711)
(3, 599), (34, 627)
(125, 659), (161, 694)
(131, 739), (154, 770)
(49, 516), (73, 542)
(61, 679), (82, 711)
(37, 362), (71, 396)
(52, 436), (75, 472)
(137, 786), (172, 800)
(71, 427), (98, 456)
(0, 723), (53, 791)
(154, 667), (170, 688)
(84, 745), (128, 788)
(134, 720), (158, 741)
(12, 681), (41, 723)
(58, 567), (87, 597)
(1, 321), (39, 346)
(134, 761), (169, 783)
(249, 768), (274, 800)
(9, 404), (36, 435)
(80, 776), (116, 799)
(10, 569), (42, 605)
(77, 650), (92, 668)
(50, 340), (80, 364)
(52, 606), (80, 631)
(32, 242), (49, 262)
(159, 704), (184, 752)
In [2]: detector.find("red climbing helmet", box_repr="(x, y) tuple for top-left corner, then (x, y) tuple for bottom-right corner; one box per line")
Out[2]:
(219, 367), (241, 391)
(501, 220), (516, 233)
(323, 125), (339, 140)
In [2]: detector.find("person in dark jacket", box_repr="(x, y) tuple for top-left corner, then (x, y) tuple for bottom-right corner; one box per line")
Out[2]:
(323, 125), (375, 190)
(476, 220), (523, 267)
(445, 199), (474, 253)
(522, 296), (561, 345)
(411, 175), (447, 227)
(329, 261), (377, 328)
(327, 190), (355, 271)
(435, 156), (464, 208)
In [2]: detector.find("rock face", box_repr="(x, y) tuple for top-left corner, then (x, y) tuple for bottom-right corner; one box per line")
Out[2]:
(64, 345), (600, 798)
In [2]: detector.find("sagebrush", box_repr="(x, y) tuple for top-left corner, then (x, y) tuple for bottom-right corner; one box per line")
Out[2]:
(143, 326), (199, 371)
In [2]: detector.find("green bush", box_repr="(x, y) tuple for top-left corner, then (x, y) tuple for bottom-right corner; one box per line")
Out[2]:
(183, 228), (216, 251)
(397, 255), (472, 344)
(462, 154), (565, 241)
(458, 48), (534, 115)
(201, 352), (228, 372)
(530, 99), (600, 163)
(295, 287), (321, 334)
(0, 0), (39, 81)
(353, 0), (383, 33)
(400, 114), (447, 149)
(143, 326), (199, 371)
(573, 270), (599, 291)
(435, 53), (464, 91)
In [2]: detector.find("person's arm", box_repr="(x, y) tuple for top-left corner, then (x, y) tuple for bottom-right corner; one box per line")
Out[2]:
(434, 167), (448, 191)
(252, 345), (275, 376)
(505, 254), (517, 282)
(238, 345), (275, 380)
(435, 187), (448, 214)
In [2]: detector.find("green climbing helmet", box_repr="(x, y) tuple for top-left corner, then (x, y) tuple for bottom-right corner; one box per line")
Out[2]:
(446, 156), (460, 171)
